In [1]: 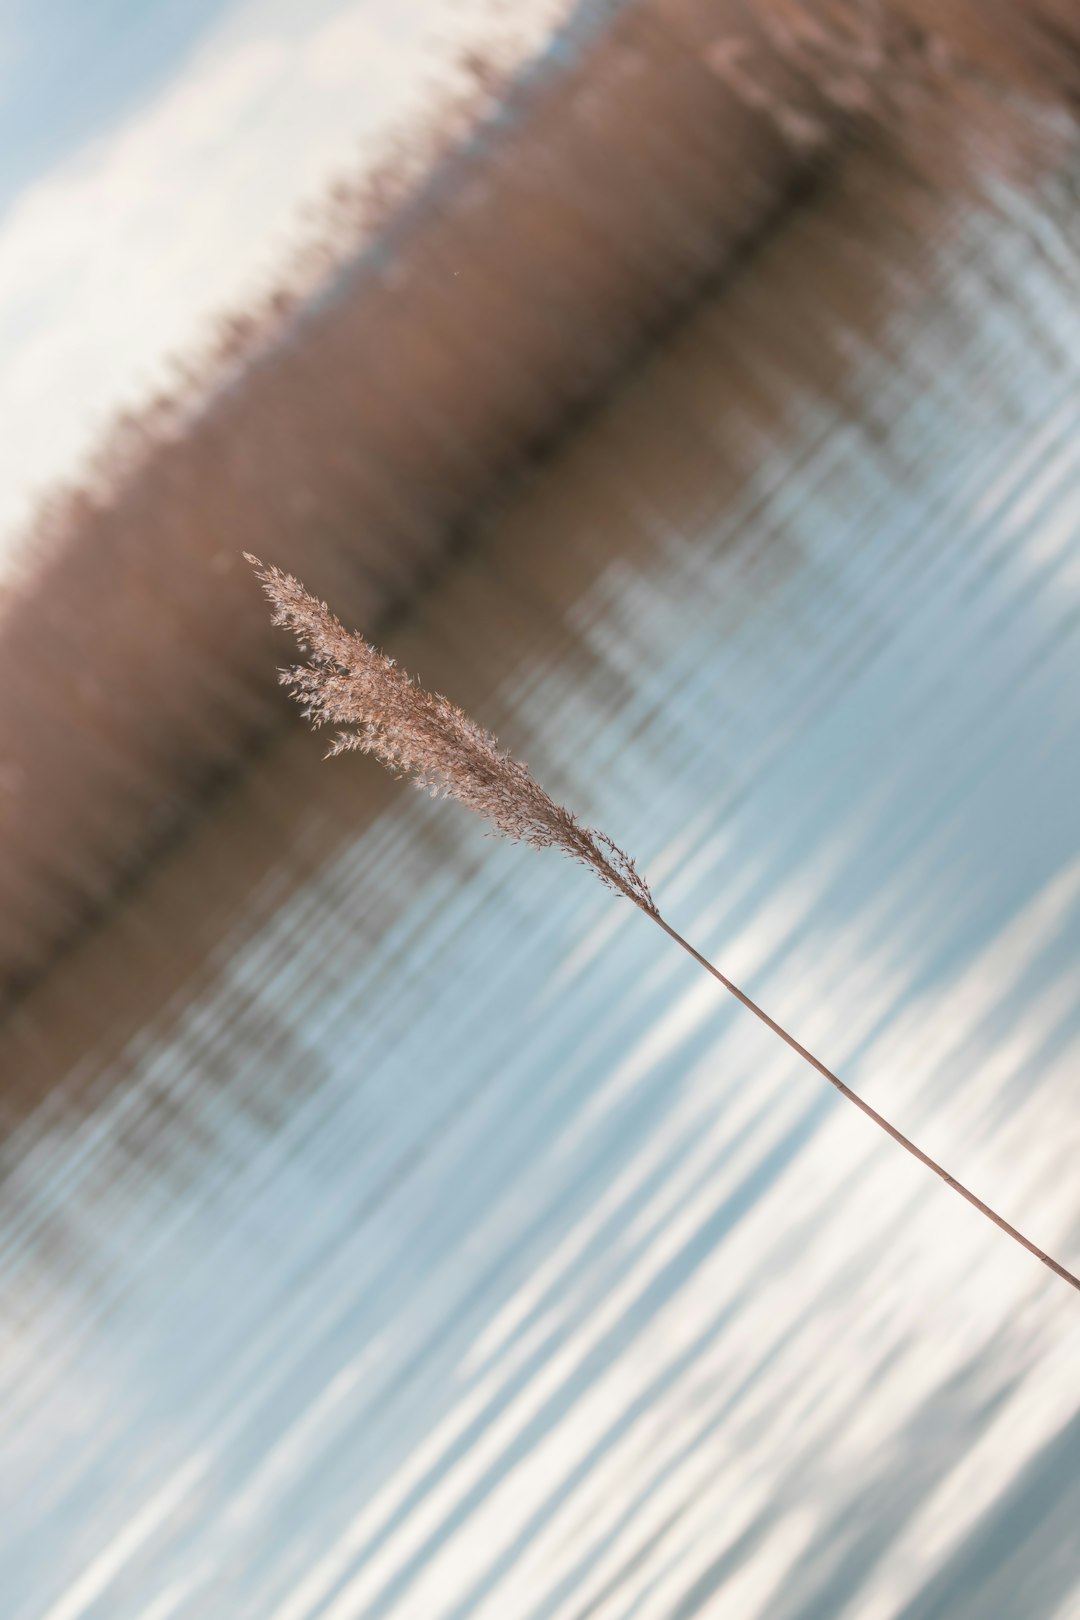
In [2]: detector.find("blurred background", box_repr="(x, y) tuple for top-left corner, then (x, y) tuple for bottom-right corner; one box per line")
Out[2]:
(2, 3), (1080, 1617)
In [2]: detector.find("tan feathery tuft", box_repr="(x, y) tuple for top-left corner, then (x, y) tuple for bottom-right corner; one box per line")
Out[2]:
(246, 554), (656, 913)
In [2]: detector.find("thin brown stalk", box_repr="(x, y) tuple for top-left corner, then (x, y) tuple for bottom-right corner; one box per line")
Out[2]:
(650, 915), (1080, 1293)
(249, 555), (1080, 1294)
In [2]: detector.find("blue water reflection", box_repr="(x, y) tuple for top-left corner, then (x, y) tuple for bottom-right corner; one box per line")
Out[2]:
(3, 165), (1079, 1620)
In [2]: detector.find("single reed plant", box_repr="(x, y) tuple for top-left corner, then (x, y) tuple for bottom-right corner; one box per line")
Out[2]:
(249, 554), (1079, 1294)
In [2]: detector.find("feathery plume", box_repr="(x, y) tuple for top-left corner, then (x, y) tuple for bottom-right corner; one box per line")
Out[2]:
(245, 555), (656, 913)
(248, 554), (1079, 1294)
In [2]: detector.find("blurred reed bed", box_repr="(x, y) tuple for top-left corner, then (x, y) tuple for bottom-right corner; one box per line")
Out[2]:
(0, 0), (1078, 1004)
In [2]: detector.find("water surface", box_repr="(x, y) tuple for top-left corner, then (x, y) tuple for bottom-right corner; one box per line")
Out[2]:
(3, 158), (1080, 1620)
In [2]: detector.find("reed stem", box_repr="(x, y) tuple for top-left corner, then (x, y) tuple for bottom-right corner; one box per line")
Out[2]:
(647, 909), (1080, 1293)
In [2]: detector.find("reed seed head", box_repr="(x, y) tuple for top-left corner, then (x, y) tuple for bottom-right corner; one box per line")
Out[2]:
(247, 555), (656, 912)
